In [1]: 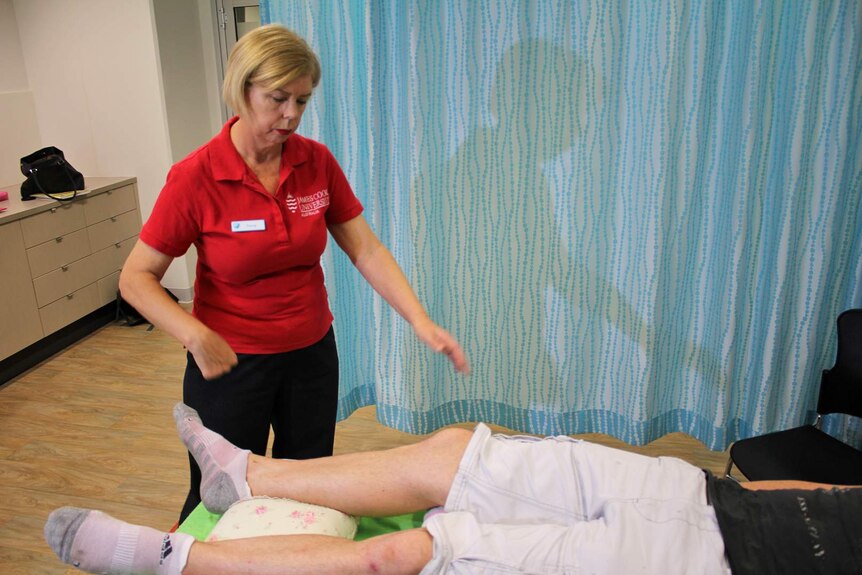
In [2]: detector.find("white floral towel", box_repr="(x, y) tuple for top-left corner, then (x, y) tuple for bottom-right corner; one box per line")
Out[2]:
(206, 496), (359, 541)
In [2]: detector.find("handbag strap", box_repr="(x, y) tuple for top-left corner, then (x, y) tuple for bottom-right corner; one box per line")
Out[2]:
(27, 161), (80, 202)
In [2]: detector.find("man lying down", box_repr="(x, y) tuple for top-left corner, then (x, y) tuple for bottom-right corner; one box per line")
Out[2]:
(46, 404), (861, 575)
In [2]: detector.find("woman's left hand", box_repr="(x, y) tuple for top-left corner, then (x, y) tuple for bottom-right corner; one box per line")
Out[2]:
(413, 318), (471, 374)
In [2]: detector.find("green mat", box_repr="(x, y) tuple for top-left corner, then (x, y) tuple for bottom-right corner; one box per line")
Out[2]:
(176, 503), (425, 542)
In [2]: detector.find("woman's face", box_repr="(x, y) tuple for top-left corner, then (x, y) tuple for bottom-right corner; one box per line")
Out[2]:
(242, 75), (314, 147)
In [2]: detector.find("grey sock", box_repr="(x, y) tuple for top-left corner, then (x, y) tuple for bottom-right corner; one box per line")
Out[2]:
(174, 402), (251, 513)
(44, 507), (89, 564)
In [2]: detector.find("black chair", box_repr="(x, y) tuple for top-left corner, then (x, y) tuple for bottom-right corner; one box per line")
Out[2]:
(724, 308), (862, 485)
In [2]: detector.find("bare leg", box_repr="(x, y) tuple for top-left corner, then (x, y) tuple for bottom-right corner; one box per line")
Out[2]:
(246, 427), (471, 516)
(176, 401), (472, 516)
(184, 529), (433, 575)
(45, 506), (432, 575)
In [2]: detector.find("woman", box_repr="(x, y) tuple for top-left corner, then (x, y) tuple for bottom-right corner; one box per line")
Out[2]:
(119, 24), (469, 521)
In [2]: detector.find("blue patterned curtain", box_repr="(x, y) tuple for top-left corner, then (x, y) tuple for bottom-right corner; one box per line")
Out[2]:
(261, 0), (862, 450)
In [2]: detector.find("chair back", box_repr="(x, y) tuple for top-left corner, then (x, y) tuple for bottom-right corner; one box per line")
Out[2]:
(817, 308), (862, 419)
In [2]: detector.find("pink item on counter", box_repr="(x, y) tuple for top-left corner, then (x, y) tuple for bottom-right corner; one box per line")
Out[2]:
(0, 191), (8, 201)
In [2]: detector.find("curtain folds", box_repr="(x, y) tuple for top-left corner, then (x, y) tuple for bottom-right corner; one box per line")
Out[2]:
(261, 0), (862, 450)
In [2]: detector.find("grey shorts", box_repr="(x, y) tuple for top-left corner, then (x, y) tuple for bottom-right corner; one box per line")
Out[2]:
(420, 423), (730, 575)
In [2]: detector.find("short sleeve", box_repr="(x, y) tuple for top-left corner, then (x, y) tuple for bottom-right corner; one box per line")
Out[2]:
(139, 165), (203, 257)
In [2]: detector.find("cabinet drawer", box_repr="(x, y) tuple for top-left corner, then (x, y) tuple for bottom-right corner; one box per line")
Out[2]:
(20, 203), (87, 248)
(32, 236), (136, 307)
(84, 184), (137, 225)
(88, 209), (139, 251)
(39, 283), (101, 336)
(107, 235), (136, 268)
(98, 271), (121, 306)
(26, 228), (91, 278)
(99, 235), (136, 278)
(0, 220), (43, 361)
(33, 253), (104, 308)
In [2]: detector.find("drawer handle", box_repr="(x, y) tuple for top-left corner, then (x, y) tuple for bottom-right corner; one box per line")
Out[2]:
(51, 207), (57, 214)
(66, 294), (74, 300)
(115, 243), (122, 248)
(111, 216), (118, 222)
(61, 265), (69, 272)
(55, 236), (63, 243)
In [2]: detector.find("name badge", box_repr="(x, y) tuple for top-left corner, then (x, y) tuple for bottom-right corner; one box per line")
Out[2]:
(231, 219), (266, 232)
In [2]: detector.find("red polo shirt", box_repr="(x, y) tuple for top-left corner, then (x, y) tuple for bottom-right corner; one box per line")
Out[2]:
(140, 117), (364, 353)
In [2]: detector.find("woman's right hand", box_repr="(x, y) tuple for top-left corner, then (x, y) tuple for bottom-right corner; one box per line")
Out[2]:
(120, 241), (238, 380)
(186, 326), (239, 380)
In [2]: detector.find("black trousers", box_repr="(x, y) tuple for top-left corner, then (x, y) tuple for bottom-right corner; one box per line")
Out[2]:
(179, 327), (339, 522)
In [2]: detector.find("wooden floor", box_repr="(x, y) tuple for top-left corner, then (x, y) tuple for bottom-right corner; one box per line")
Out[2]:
(0, 322), (729, 574)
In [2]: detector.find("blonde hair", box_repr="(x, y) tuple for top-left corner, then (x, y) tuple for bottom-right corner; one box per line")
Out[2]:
(222, 24), (321, 117)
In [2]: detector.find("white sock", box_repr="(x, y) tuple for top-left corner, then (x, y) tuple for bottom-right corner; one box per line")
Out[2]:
(174, 402), (251, 513)
(45, 507), (194, 575)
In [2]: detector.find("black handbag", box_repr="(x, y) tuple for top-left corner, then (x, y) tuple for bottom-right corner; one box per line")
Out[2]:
(20, 146), (85, 202)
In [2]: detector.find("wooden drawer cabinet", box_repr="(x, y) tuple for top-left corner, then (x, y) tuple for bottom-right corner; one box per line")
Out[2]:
(88, 209), (140, 252)
(20, 202), (87, 247)
(84, 184), (137, 225)
(39, 283), (102, 336)
(26, 228), (91, 278)
(32, 236), (135, 309)
(98, 271), (122, 304)
(0, 177), (139, 356)
(0, 220), (43, 360)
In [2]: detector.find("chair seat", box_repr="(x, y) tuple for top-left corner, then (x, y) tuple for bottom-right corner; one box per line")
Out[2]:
(730, 425), (862, 485)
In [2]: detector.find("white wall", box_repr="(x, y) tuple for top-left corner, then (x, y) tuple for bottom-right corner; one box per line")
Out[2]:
(153, 0), (216, 161)
(0, 0), (27, 90)
(7, 0), (222, 298)
(196, 0), (226, 135)
(0, 0), (41, 185)
(152, 0), (226, 293)
(14, 0), (170, 189)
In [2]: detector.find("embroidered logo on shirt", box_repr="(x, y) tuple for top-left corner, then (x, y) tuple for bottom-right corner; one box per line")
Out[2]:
(297, 189), (330, 217)
(285, 194), (298, 214)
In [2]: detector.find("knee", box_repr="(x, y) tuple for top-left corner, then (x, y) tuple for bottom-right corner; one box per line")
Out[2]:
(408, 427), (472, 503)
(360, 529), (433, 575)
(415, 427), (473, 468)
(423, 427), (473, 453)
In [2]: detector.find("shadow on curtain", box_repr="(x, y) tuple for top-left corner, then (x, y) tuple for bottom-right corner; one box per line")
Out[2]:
(261, 0), (862, 450)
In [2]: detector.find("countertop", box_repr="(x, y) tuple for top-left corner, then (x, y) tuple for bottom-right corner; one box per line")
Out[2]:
(0, 176), (137, 225)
